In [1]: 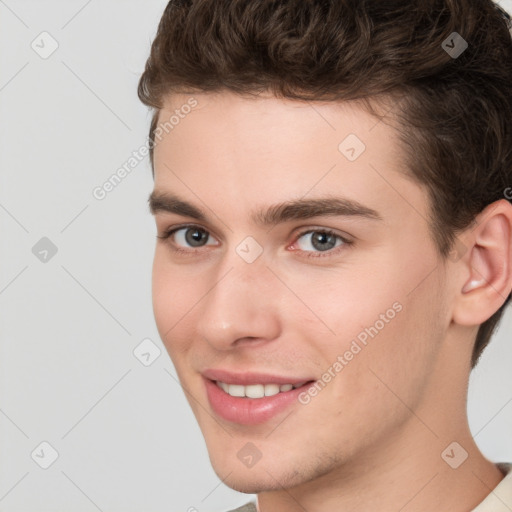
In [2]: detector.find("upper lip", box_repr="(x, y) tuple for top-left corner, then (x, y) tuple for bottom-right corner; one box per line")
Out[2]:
(202, 368), (315, 386)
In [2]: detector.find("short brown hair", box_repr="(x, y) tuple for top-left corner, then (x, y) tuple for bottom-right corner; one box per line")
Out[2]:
(138, 0), (512, 368)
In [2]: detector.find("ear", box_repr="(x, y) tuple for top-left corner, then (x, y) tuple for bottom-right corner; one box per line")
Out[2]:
(452, 199), (512, 327)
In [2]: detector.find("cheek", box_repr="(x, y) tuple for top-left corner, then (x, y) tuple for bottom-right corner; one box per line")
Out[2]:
(276, 258), (400, 350)
(151, 251), (201, 353)
(298, 250), (444, 401)
(329, 276), (444, 424)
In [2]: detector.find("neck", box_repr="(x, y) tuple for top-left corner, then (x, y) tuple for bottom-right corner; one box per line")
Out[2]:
(256, 406), (504, 512)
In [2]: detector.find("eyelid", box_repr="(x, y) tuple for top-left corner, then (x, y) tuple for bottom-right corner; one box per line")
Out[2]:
(292, 226), (353, 243)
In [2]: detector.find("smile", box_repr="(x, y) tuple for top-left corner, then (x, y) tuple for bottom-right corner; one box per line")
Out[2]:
(204, 377), (315, 425)
(215, 380), (308, 398)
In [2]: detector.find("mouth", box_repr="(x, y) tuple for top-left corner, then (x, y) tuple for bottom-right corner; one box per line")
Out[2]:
(203, 376), (316, 425)
(214, 379), (313, 398)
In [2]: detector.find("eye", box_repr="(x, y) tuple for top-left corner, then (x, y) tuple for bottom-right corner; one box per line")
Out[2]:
(157, 225), (218, 252)
(292, 228), (352, 258)
(157, 224), (352, 258)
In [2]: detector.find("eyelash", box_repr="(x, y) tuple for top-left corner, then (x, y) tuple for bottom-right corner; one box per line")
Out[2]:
(157, 223), (354, 259)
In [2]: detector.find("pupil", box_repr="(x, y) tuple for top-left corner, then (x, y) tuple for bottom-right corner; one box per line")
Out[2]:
(186, 228), (207, 246)
(312, 232), (336, 251)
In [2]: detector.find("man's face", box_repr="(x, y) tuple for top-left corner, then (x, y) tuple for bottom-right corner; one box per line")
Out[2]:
(150, 91), (454, 493)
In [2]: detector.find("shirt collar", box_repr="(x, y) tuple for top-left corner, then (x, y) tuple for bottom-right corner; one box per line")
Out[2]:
(470, 462), (512, 511)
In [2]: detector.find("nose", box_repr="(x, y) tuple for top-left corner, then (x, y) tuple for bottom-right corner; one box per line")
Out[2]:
(195, 253), (282, 350)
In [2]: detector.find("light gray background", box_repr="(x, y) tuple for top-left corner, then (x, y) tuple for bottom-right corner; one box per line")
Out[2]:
(1, 1), (511, 511)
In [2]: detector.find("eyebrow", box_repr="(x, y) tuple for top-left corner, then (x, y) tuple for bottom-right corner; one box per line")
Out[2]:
(148, 190), (383, 226)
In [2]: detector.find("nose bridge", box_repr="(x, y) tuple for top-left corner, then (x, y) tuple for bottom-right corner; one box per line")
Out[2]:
(195, 245), (281, 347)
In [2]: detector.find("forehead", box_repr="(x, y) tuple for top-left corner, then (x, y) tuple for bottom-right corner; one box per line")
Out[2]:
(152, 91), (428, 227)
(157, 90), (384, 140)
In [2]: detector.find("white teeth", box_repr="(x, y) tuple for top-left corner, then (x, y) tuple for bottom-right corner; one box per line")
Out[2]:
(218, 381), (229, 393)
(245, 384), (266, 398)
(228, 384), (245, 397)
(216, 381), (307, 398)
(264, 384), (281, 396)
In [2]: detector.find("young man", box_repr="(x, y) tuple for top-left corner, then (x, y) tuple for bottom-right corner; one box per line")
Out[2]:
(139, 1), (512, 510)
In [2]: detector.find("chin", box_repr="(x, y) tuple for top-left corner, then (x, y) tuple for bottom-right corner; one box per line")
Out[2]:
(222, 477), (269, 494)
(218, 471), (290, 494)
(210, 456), (310, 494)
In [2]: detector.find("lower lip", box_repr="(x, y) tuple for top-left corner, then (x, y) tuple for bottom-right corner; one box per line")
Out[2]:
(204, 377), (314, 425)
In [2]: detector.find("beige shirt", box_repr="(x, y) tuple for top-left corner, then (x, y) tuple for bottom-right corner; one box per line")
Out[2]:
(226, 462), (512, 512)
(472, 463), (512, 511)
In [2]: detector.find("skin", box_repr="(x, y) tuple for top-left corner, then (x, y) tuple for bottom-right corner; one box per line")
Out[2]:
(149, 90), (512, 512)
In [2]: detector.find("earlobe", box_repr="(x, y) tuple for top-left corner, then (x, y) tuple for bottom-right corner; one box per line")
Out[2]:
(452, 199), (512, 326)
